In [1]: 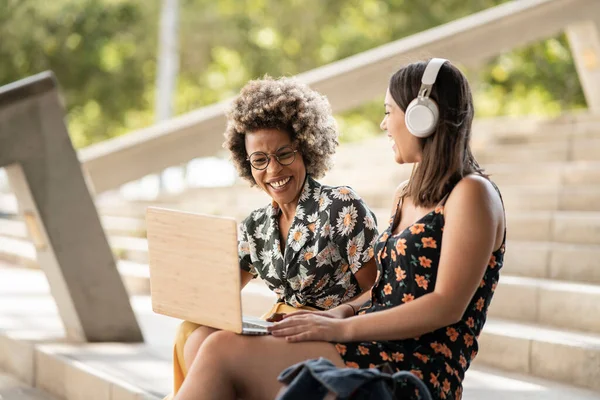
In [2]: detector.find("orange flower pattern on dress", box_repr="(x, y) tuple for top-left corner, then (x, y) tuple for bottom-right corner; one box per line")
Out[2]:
(422, 237), (437, 249)
(333, 181), (506, 400)
(383, 283), (393, 295)
(410, 223), (426, 235)
(464, 334), (474, 348)
(476, 297), (485, 312)
(415, 274), (429, 290)
(446, 327), (459, 342)
(395, 267), (406, 282)
(395, 238), (407, 256)
(411, 370), (424, 380)
(335, 343), (347, 356)
(430, 373), (440, 388)
(419, 256), (432, 268)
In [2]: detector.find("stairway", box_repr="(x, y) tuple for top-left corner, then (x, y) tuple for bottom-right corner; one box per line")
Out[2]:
(1, 113), (600, 394)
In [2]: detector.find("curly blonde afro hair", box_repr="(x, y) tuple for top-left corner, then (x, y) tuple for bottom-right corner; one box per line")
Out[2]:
(223, 76), (339, 185)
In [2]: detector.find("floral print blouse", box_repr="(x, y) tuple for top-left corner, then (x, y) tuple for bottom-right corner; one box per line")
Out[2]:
(238, 175), (379, 310)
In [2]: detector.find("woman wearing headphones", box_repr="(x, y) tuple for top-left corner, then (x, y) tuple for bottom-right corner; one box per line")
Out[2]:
(174, 59), (506, 400)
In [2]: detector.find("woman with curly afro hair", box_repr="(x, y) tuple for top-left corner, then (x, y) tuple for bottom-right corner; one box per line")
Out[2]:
(167, 77), (379, 398)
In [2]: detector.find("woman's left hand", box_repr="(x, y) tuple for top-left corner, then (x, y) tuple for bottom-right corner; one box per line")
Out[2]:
(267, 313), (351, 342)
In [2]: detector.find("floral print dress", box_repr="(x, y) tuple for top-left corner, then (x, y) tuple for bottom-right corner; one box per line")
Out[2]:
(334, 181), (505, 400)
(238, 176), (379, 310)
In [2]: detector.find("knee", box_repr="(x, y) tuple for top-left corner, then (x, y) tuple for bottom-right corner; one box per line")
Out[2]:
(198, 330), (240, 362)
(183, 325), (218, 370)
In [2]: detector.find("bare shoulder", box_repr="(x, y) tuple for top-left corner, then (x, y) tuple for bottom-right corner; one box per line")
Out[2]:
(445, 174), (504, 222)
(393, 179), (410, 198)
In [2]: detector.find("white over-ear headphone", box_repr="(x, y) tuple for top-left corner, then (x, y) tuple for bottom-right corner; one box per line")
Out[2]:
(404, 58), (448, 138)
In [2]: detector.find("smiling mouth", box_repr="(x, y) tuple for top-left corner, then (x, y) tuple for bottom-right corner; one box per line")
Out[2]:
(268, 177), (291, 190)
(388, 136), (395, 148)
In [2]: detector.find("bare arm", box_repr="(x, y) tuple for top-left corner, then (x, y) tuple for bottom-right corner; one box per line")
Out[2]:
(353, 257), (377, 293)
(343, 176), (503, 342)
(240, 270), (254, 289)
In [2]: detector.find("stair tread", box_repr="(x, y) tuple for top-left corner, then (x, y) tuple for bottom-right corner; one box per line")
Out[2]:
(0, 372), (58, 400)
(499, 275), (600, 294)
(484, 318), (600, 348)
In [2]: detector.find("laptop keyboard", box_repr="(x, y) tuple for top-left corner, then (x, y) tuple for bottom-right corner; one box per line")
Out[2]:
(240, 317), (273, 335)
(242, 321), (269, 330)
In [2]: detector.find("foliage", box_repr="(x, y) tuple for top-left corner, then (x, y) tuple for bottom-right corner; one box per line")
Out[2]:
(0, 0), (587, 147)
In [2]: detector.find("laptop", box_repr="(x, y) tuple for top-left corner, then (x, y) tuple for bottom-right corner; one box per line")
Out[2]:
(145, 206), (272, 335)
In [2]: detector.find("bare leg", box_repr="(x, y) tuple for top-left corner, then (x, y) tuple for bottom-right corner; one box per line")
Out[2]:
(175, 331), (345, 400)
(183, 325), (218, 371)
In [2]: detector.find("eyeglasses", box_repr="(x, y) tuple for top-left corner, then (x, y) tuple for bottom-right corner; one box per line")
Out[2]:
(246, 146), (298, 170)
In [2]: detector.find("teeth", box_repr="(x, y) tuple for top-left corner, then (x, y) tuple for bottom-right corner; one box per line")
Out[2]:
(270, 177), (291, 188)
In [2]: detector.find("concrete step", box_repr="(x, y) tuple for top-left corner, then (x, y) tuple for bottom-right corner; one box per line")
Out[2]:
(358, 184), (600, 212)
(0, 215), (146, 240)
(0, 236), (149, 295)
(490, 276), (600, 333)
(3, 262), (600, 399)
(5, 325), (600, 400)
(337, 135), (600, 166)
(474, 138), (600, 164)
(0, 371), (58, 400)
(333, 124), (600, 167)
(476, 319), (600, 392)
(321, 161), (600, 202)
(470, 112), (600, 145)
(500, 186), (600, 212)
(370, 208), (600, 245)
(463, 365), (600, 400)
(502, 241), (600, 284)
(486, 161), (600, 188)
(506, 211), (600, 244)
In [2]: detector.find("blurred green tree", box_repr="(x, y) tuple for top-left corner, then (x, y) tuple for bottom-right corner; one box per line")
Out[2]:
(0, 0), (158, 147)
(0, 0), (587, 147)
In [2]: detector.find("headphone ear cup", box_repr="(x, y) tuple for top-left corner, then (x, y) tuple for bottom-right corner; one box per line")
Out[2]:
(405, 98), (439, 138)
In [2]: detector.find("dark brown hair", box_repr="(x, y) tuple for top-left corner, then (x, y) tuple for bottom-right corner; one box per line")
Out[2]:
(389, 59), (486, 208)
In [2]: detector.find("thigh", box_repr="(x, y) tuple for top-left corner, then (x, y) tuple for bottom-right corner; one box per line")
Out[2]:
(202, 332), (345, 400)
(183, 324), (219, 371)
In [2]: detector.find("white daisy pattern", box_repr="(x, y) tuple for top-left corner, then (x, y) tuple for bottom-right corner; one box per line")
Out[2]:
(295, 205), (306, 221)
(318, 192), (332, 212)
(316, 294), (341, 310)
(364, 213), (377, 231)
(307, 211), (319, 223)
(252, 209), (265, 221)
(236, 176), (378, 309)
(332, 186), (359, 201)
(335, 204), (359, 237)
(299, 183), (312, 202)
(288, 224), (309, 252)
(346, 231), (366, 273)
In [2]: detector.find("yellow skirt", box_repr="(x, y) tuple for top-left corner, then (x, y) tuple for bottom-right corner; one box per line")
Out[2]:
(165, 303), (317, 399)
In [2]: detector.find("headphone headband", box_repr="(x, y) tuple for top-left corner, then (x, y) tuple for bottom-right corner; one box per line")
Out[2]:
(418, 58), (447, 97)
